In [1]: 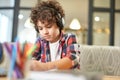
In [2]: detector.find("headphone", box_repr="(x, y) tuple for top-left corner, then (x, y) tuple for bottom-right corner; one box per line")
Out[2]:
(35, 6), (65, 33)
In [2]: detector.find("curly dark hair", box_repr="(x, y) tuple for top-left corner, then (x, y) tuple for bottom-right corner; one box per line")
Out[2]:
(30, 0), (65, 33)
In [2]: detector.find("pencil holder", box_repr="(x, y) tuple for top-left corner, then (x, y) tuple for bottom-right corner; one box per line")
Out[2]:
(3, 42), (36, 80)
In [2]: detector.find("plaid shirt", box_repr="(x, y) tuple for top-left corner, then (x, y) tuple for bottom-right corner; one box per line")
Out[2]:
(32, 32), (80, 69)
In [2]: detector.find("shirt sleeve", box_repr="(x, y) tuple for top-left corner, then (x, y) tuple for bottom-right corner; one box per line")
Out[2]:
(66, 44), (80, 69)
(65, 34), (80, 69)
(32, 38), (41, 60)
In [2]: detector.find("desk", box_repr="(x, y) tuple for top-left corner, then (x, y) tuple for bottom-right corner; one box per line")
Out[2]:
(103, 76), (120, 80)
(0, 77), (6, 80)
(1, 76), (120, 80)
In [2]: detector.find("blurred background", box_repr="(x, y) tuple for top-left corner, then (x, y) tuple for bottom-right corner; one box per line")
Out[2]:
(0, 0), (120, 46)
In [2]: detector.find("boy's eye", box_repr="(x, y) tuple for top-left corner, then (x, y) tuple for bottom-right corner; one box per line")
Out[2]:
(46, 24), (52, 28)
(47, 26), (51, 28)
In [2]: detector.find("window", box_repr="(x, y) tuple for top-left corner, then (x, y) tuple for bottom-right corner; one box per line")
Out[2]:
(93, 12), (110, 45)
(93, 0), (110, 8)
(0, 0), (15, 7)
(0, 10), (13, 42)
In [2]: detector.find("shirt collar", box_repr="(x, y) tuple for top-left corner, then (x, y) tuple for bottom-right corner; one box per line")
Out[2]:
(59, 31), (65, 44)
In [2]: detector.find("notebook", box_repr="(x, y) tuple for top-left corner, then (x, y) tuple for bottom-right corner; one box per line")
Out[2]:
(26, 70), (103, 80)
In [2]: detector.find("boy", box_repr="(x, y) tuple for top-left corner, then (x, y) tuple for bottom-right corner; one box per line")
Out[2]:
(30, 0), (80, 71)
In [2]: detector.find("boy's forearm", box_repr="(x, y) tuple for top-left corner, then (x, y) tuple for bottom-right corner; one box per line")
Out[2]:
(31, 57), (73, 71)
(46, 57), (73, 70)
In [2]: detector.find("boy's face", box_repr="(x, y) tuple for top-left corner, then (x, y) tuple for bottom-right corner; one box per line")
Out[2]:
(37, 20), (60, 43)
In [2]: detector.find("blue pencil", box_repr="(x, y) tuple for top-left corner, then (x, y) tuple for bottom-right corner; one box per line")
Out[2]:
(8, 44), (17, 79)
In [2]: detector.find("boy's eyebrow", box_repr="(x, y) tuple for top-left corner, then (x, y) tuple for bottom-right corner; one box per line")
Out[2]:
(46, 23), (52, 27)
(45, 23), (53, 27)
(37, 23), (52, 28)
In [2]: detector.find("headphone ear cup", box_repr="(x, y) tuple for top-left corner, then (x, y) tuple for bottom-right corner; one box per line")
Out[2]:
(62, 17), (65, 26)
(57, 13), (65, 27)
